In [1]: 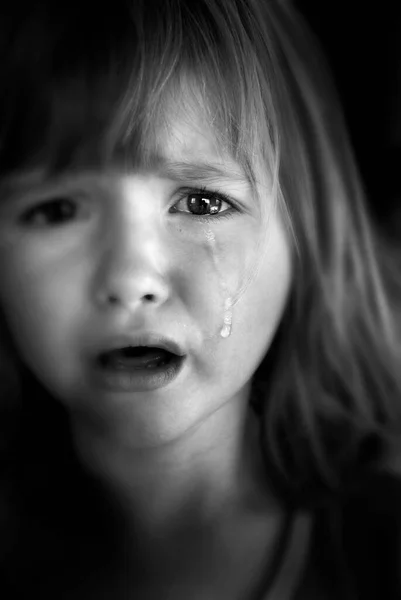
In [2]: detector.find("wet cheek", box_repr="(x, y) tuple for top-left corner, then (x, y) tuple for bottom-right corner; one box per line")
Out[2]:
(178, 230), (245, 342)
(227, 227), (292, 357)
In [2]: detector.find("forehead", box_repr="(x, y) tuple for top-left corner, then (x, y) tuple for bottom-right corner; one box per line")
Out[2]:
(138, 80), (229, 159)
(143, 105), (247, 178)
(140, 82), (268, 191)
(2, 100), (248, 192)
(156, 96), (222, 155)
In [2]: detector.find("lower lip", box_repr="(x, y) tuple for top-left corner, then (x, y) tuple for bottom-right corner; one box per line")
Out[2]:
(90, 355), (186, 392)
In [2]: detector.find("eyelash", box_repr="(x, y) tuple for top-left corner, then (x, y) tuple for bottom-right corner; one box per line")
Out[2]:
(173, 186), (237, 223)
(19, 186), (238, 227)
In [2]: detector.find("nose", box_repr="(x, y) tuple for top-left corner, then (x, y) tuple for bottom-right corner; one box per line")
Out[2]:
(94, 212), (170, 315)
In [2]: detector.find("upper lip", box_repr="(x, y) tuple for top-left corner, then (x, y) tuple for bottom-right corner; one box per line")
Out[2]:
(95, 332), (186, 358)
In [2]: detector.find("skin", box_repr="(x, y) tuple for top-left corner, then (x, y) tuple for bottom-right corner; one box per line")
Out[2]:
(0, 106), (293, 596)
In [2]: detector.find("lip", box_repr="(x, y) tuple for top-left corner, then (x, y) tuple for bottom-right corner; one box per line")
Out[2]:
(95, 332), (186, 358)
(90, 354), (186, 393)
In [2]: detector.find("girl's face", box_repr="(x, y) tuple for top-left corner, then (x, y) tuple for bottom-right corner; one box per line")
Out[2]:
(0, 107), (292, 446)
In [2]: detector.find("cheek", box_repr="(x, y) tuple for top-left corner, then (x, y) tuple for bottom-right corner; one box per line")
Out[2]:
(0, 252), (77, 378)
(181, 224), (258, 335)
(0, 276), (84, 404)
(0, 277), (55, 360)
(230, 220), (293, 364)
(211, 257), (292, 398)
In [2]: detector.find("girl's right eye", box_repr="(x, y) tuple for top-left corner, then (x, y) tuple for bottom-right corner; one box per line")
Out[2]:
(20, 197), (78, 227)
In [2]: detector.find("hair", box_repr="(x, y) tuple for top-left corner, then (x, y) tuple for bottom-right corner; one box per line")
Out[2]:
(1, 0), (401, 584)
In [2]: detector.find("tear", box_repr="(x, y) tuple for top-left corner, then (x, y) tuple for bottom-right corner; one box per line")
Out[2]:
(203, 228), (233, 339)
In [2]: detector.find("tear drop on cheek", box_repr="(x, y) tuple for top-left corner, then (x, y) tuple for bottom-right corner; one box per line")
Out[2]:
(220, 323), (231, 338)
(220, 297), (233, 338)
(203, 228), (234, 339)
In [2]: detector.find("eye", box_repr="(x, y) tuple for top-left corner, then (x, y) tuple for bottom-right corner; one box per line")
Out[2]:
(171, 188), (237, 220)
(20, 197), (79, 226)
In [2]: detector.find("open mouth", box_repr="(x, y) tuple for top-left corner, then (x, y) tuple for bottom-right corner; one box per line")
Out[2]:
(98, 346), (180, 370)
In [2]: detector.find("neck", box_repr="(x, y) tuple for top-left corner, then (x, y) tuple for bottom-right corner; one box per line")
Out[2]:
(71, 399), (276, 556)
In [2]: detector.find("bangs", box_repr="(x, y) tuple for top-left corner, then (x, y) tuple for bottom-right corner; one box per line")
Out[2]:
(0, 1), (278, 190)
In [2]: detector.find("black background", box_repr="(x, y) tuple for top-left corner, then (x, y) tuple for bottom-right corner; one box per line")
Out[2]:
(294, 0), (401, 232)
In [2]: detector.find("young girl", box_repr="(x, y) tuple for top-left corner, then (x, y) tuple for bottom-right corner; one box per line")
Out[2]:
(0, 1), (400, 598)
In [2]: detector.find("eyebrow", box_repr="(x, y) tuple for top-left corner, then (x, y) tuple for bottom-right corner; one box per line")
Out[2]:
(151, 159), (250, 186)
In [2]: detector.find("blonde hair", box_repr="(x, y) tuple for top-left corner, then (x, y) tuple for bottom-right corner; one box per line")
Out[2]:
(0, 0), (400, 505)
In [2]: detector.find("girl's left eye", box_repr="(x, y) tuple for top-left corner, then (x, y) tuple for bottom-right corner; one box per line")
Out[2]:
(171, 188), (237, 221)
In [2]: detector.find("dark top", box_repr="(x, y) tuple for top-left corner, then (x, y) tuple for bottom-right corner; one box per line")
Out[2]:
(294, 468), (401, 599)
(1, 469), (401, 599)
